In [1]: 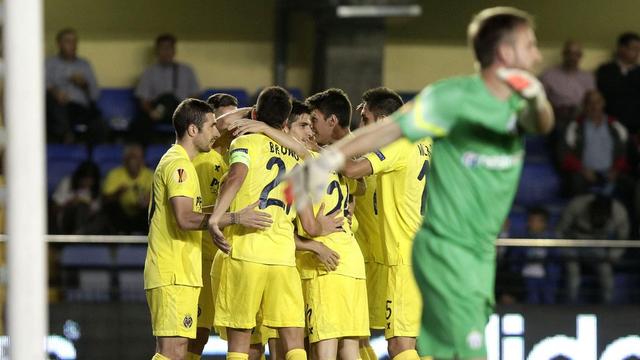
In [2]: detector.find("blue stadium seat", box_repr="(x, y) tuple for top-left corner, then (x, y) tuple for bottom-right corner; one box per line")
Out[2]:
(524, 135), (551, 163)
(61, 245), (113, 302)
(515, 162), (561, 207)
(46, 144), (89, 195)
(115, 245), (146, 267)
(201, 88), (250, 107)
(398, 91), (418, 104)
(92, 144), (124, 176)
(507, 208), (528, 237)
(96, 88), (138, 131)
(61, 245), (112, 267)
(145, 144), (170, 169)
(288, 88), (304, 100)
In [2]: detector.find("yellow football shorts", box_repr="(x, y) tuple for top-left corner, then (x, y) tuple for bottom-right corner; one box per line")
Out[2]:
(385, 264), (422, 339)
(215, 256), (305, 330)
(366, 262), (388, 329)
(146, 284), (201, 339)
(303, 273), (370, 343)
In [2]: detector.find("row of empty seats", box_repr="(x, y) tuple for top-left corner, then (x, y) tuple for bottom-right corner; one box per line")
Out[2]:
(97, 87), (305, 131)
(60, 245), (146, 302)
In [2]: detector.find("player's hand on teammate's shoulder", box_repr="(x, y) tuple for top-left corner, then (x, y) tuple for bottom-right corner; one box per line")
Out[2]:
(228, 118), (267, 137)
(235, 200), (273, 229)
(312, 242), (340, 271)
(315, 203), (344, 236)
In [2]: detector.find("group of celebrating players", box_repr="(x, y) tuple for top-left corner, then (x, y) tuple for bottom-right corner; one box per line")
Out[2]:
(144, 6), (554, 360)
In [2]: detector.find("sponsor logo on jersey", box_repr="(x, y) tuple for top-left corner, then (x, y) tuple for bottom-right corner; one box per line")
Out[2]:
(461, 151), (523, 170)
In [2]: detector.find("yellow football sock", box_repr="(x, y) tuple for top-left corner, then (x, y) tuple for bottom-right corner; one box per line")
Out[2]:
(392, 349), (419, 360)
(365, 345), (377, 360)
(285, 348), (307, 360)
(359, 346), (370, 360)
(186, 352), (201, 360)
(152, 354), (170, 360)
(227, 352), (250, 360)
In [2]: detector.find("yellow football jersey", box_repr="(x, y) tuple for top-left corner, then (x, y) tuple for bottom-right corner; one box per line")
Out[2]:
(193, 150), (228, 261)
(297, 157), (366, 279)
(365, 138), (432, 265)
(353, 175), (379, 263)
(225, 133), (301, 266)
(144, 144), (203, 289)
(102, 166), (154, 216)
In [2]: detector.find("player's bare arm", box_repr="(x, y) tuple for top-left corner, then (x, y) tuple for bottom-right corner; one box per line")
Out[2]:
(294, 234), (340, 271)
(170, 196), (211, 231)
(208, 162), (249, 253)
(229, 119), (311, 159)
(341, 158), (373, 180)
(297, 203), (344, 237)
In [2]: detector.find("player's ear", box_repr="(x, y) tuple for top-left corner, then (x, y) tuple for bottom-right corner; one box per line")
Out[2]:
(251, 107), (257, 120)
(496, 41), (515, 65)
(187, 123), (198, 137)
(328, 114), (337, 128)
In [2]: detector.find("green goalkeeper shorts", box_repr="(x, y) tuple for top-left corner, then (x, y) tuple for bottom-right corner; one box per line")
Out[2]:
(411, 230), (495, 359)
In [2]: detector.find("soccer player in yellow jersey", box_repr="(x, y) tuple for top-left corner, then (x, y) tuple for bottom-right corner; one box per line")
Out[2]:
(341, 87), (431, 360)
(145, 98), (271, 360)
(208, 87), (310, 360)
(298, 88), (369, 360)
(187, 93), (237, 359)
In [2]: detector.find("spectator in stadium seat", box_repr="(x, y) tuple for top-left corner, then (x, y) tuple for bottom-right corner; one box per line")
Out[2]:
(102, 144), (153, 234)
(46, 28), (106, 143)
(557, 193), (629, 304)
(512, 207), (560, 304)
(540, 40), (595, 126)
(51, 160), (108, 234)
(560, 89), (631, 196)
(596, 32), (640, 134)
(131, 33), (200, 143)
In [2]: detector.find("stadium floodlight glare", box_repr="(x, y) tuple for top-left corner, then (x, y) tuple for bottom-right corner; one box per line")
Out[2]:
(336, 5), (422, 18)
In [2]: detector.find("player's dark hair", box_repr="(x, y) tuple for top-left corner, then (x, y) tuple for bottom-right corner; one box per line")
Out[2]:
(306, 88), (352, 129)
(361, 87), (404, 119)
(155, 33), (177, 47)
(468, 7), (533, 69)
(56, 28), (77, 42)
(287, 99), (311, 126)
(255, 86), (293, 129)
(172, 98), (214, 138)
(207, 93), (239, 110)
(617, 32), (640, 47)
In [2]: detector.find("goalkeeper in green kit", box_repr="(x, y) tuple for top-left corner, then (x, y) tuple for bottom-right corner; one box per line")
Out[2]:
(286, 7), (554, 360)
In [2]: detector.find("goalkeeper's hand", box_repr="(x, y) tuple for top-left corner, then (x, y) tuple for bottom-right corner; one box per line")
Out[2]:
(496, 67), (547, 105)
(284, 148), (345, 210)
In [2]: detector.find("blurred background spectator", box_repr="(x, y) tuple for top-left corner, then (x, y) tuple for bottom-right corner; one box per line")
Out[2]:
(557, 194), (629, 304)
(45, 28), (106, 144)
(560, 89), (632, 198)
(102, 144), (153, 235)
(51, 160), (107, 234)
(130, 33), (200, 143)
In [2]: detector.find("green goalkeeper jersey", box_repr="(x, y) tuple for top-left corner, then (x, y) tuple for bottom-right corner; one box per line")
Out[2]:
(392, 74), (526, 259)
